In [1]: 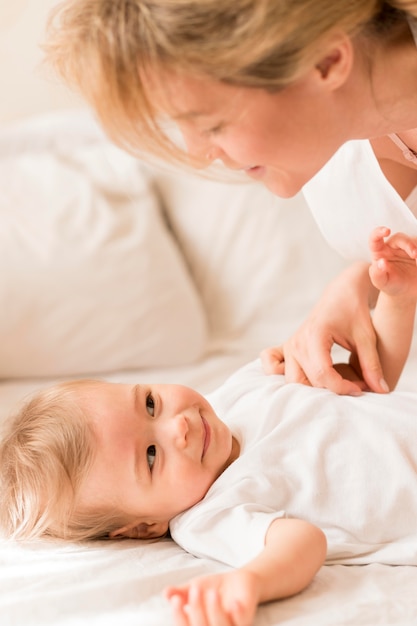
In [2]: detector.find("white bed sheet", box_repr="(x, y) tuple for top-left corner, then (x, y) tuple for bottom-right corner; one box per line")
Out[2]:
(2, 347), (417, 626)
(2, 533), (417, 625)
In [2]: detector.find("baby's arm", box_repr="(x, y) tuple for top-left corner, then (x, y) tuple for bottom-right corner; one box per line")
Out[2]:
(165, 518), (326, 626)
(369, 226), (417, 390)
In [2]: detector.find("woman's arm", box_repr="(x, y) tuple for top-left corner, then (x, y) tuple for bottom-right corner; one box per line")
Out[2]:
(165, 518), (326, 626)
(262, 227), (417, 394)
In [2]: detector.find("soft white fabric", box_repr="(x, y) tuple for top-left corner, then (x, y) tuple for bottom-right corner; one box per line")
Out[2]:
(0, 115), (207, 377)
(4, 536), (417, 626)
(171, 359), (417, 568)
(405, 183), (417, 215)
(303, 139), (417, 260)
(152, 168), (346, 350)
(2, 109), (417, 625)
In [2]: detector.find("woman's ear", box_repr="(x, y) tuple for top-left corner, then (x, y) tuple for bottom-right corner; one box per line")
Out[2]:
(315, 33), (353, 90)
(109, 520), (169, 539)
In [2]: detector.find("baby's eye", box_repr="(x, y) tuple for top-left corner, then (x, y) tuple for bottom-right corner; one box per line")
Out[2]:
(147, 445), (156, 470)
(146, 393), (155, 416)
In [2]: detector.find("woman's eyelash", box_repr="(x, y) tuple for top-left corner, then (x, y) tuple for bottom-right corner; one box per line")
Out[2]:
(146, 393), (155, 416)
(203, 123), (224, 136)
(209, 124), (223, 135)
(147, 445), (156, 470)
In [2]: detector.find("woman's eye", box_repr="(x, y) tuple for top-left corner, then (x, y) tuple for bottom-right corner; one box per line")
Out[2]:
(203, 123), (224, 137)
(147, 445), (156, 470)
(146, 393), (155, 416)
(208, 125), (222, 135)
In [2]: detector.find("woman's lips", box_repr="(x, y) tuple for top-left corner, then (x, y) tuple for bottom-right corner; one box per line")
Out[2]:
(244, 165), (265, 179)
(201, 416), (211, 458)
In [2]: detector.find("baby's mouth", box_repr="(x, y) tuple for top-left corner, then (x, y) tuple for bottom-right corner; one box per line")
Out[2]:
(201, 416), (210, 459)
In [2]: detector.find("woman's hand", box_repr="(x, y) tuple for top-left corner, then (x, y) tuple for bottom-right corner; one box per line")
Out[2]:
(261, 261), (388, 395)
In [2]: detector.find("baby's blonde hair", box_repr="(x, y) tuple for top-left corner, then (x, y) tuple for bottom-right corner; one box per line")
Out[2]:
(45, 0), (417, 163)
(0, 380), (133, 542)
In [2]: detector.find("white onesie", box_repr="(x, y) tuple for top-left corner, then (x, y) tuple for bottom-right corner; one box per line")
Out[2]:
(170, 360), (417, 568)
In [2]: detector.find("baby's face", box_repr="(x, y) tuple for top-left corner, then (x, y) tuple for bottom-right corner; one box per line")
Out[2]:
(76, 381), (238, 534)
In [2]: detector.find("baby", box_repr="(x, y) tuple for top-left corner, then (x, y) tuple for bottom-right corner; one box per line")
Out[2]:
(1, 226), (417, 626)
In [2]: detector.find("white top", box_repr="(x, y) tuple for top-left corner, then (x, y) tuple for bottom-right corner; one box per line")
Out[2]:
(170, 360), (417, 568)
(302, 139), (417, 260)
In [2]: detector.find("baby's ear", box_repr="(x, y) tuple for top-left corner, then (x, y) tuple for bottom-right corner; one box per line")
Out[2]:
(109, 520), (169, 539)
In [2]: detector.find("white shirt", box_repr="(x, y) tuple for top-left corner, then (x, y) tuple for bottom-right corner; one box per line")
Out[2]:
(303, 139), (417, 260)
(170, 360), (417, 568)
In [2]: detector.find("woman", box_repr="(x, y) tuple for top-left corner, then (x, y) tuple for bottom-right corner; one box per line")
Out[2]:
(46, 0), (417, 394)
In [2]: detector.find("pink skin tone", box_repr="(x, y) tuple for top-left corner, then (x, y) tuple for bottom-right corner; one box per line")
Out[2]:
(165, 227), (417, 626)
(368, 226), (417, 390)
(155, 70), (349, 198)
(148, 28), (417, 200)
(77, 382), (239, 538)
(145, 27), (417, 398)
(74, 230), (417, 626)
(262, 226), (417, 394)
(369, 226), (417, 297)
(75, 381), (325, 624)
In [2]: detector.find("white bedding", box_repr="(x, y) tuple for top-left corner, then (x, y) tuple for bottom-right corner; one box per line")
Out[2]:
(2, 110), (417, 626)
(3, 535), (417, 626)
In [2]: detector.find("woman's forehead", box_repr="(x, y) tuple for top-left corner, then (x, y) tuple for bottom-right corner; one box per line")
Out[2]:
(142, 65), (244, 117)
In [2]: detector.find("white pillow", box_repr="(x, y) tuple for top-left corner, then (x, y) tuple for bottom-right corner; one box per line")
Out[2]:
(0, 115), (207, 377)
(152, 168), (347, 352)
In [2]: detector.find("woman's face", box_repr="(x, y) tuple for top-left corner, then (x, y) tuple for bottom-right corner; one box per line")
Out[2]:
(153, 70), (350, 197)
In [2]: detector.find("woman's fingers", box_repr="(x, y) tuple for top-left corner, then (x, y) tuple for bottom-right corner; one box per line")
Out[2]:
(260, 334), (387, 395)
(355, 338), (389, 393)
(261, 343), (364, 394)
(260, 346), (285, 375)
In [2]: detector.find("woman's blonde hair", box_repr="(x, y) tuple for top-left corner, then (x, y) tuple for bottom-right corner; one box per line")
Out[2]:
(0, 380), (133, 542)
(45, 0), (417, 162)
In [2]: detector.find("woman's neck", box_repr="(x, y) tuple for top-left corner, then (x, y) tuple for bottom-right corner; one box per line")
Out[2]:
(351, 22), (417, 138)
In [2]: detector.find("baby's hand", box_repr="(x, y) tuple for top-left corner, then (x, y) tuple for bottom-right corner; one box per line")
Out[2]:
(368, 226), (417, 297)
(165, 569), (259, 626)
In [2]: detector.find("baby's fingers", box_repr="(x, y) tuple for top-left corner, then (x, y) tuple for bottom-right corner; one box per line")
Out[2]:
(369, 257), (389, 290)
(388, 232), (417, 258)
(166, 586), (188, 603)
(184, 585), (235, 626)
(168, 593), (190, 626)
(205, 588), (243, 626)
(369, 226), (391, 255)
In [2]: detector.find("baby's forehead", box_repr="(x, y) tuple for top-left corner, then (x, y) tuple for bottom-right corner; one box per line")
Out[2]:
(54, 379), (110, 416)
(59, 378), (106, 392)
(71, 380), (136, 422)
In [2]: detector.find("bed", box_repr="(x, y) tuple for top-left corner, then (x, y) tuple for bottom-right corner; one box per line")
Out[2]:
(4, 4), (417, 623)
(2, 108), (417, 626)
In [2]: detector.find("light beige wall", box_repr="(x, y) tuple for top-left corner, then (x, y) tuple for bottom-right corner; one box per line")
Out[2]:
(0, 0), (84, 126)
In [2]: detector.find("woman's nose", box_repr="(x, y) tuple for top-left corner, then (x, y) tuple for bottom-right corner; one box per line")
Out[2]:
(205, 145), (225, 164)
(179, 127), (223, 166)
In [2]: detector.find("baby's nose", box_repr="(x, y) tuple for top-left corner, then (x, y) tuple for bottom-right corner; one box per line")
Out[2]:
(173, 414), (189, 449)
